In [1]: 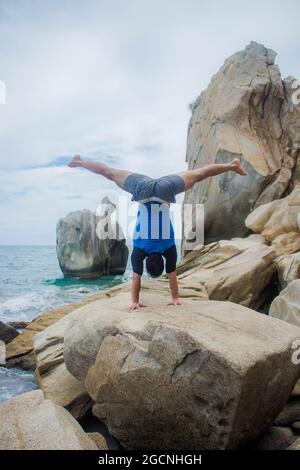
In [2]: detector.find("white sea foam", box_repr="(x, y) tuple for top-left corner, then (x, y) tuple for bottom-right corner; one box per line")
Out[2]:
(0, 286), (97, 323)
(0, 289), (59, 322)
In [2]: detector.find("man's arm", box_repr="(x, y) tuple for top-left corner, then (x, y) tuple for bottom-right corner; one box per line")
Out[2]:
(168, 271), (183, 306)
(128, 248), (147, 312)
(128, 273), (147, 312)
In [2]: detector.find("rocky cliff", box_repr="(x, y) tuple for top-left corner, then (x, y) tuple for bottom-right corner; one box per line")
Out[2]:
(183, 41), (300, 249)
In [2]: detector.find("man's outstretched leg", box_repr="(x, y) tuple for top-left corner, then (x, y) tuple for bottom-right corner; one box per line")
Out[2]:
(68, 155), (132, 189)
(177, 158), (248, 191)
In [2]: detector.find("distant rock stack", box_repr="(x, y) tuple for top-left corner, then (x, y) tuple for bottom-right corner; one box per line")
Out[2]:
(56, 197), (129, 279)
(183, 41), (300, 251)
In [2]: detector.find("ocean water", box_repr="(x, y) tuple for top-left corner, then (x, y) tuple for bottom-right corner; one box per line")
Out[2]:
(0, 245), (131, 404)
(0, 245), (131, 323)
(0, 368), (37, 404)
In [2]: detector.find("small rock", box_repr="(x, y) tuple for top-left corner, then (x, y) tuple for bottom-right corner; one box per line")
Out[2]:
(77, 288), (91, 294)
(249, 426), (295, 450)
(288, 437), (300, 450)
(274, 252), (300, 290)
(87, 432), (108, 450)
(246, 186), (300, 242)
(8, 321), (29, 329)
(275, 399), (300, 426)
(272, 232), (300, 257)
(269, 279), (300, 327)
(5, 351), (36, 371)
(291, 421), (300, 431)
(291, 379), (300, 397)
(0, 320), (19, 344)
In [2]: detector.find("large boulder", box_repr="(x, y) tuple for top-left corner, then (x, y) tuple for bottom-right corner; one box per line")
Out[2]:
(32, 280), (207, 418)
(183, 42), (300, 248)
(64, 290), (300, 450)
(245, 185), (300, 241)
(178, 235), (276, 310)
(269, 279), (300, 327)
(56, 197), (128, 278)
(0, 320), (19, 344)
(0, 390), (97, 450)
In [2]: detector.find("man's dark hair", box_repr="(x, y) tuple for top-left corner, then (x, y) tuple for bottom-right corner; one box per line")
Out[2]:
(146, 253), (164, 278)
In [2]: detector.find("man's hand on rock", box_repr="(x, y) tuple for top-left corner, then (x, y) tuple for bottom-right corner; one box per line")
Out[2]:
(128, 302), (147, 312)
(169, 298), (183, 306)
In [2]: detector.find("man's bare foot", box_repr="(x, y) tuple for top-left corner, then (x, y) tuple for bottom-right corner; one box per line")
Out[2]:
(68, 155), (82, 168)
(230, 158), (248, 176)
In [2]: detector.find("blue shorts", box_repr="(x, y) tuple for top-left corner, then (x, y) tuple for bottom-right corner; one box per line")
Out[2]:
(123, 173), (185, 203)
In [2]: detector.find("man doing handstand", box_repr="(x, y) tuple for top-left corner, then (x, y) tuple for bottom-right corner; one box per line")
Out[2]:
(68, 155), (247, 311)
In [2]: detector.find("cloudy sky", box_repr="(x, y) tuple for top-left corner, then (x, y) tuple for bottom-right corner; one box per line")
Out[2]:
(0, 0), (299, 244)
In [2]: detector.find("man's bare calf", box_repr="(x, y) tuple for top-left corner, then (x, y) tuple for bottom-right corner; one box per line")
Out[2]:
(177, 158), (248, 191)
(68, 155), (132, 190)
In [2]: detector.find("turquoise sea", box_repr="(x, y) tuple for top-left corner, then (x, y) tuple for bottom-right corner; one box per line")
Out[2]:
(0, 245), (131, 404)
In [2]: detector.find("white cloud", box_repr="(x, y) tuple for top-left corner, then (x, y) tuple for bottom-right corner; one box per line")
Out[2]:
(0, 0), (299, 243)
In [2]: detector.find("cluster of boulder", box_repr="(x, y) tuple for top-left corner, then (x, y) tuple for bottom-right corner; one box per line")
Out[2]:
(1, 41), (300, 450)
